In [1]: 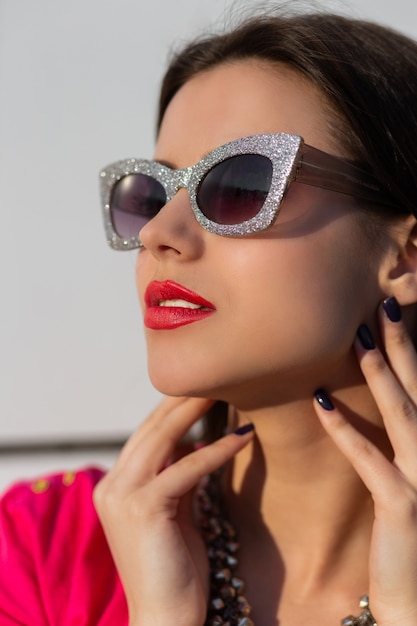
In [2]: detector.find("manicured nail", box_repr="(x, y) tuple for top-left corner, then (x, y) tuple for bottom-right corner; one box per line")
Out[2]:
(233, 423), (255, 436)
(357, 324), (375, 350)
(314, 389), (334, 411)
(383, 297), (402, 322)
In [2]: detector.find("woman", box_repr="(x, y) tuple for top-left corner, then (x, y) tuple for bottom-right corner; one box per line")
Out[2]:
(2, 8), (417, 626)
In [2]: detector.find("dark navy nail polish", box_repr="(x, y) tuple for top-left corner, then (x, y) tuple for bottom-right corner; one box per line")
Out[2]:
(357, 324), (375, 350)
(234, 423), (255, 436)
(314, 389), (334, 411)
(383, 297), (402, 322)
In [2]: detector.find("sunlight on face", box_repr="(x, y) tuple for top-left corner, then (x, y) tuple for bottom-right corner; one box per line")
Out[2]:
(136, 60), (386, 408)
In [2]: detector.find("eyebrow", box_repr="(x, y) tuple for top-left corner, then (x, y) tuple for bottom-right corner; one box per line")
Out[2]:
(154, 144), (218, 170)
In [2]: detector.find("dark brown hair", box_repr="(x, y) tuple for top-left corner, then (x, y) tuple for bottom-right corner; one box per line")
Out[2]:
(156, 9), (417, 437)
(157, 10), (417, 217)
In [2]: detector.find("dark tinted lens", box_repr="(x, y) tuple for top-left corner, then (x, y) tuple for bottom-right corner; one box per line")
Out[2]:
(197, 154), (273, 225)
(110, 173), (166, 239)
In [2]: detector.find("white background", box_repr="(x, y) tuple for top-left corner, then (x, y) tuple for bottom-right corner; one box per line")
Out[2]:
(1, 0), (416, 489)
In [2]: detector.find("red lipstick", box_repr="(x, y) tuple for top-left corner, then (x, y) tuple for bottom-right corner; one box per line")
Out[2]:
(144, 280), (216, 330)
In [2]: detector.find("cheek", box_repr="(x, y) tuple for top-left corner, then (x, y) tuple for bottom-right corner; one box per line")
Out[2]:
(221, 228), (377, 369)
(135, 250), (153, 311)
(135, 213), (382, 399)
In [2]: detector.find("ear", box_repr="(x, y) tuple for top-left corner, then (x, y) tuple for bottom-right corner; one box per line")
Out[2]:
(381, 215), (417, 305)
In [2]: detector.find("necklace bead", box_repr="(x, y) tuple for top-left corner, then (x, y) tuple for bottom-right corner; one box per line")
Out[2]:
(197, 473), (376, 626)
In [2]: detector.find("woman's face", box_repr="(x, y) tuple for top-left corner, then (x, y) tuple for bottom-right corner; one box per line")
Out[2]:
(135, 60), (388, 408)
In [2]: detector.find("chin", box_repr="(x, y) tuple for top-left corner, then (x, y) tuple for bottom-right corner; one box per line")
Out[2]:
(148, 370), (206, 398)
(148, 365), (232, 401)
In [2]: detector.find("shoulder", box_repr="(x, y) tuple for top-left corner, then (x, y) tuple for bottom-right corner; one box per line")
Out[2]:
(0, 466), (106, 549)
(0, 467), (128, 625)
(1, 465), (104, 514)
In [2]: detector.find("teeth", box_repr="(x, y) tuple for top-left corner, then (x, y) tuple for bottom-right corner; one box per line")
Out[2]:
(158, 299), (202, 309)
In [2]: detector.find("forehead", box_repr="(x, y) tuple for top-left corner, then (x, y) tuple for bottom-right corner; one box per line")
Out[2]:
(155, 59), (343, 167)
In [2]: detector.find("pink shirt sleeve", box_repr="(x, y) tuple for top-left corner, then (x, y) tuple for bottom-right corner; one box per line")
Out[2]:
(0, 467), (128, 626)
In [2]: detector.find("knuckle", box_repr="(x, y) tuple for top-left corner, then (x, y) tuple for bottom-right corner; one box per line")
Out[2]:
(362, 351), (387, 376)
(92, 477), (106, 504)
(397, 397), (417, 423)
(387, 323), (409, 348)
(93, 477), (161, 522)
(379, 485), (417, 523)
(92, 476), (116, 511)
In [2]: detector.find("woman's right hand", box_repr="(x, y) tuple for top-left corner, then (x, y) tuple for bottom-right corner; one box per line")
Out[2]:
(93, 396), (254, 626)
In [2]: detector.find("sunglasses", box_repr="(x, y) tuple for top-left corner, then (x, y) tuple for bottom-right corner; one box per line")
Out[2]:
(99, 133), (398, 251)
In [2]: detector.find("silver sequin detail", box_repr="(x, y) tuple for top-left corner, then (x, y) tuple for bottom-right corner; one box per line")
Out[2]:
(99, 133), (303, 250)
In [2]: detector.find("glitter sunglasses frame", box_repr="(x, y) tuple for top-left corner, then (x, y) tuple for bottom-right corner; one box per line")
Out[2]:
(99, 132), (398, 251)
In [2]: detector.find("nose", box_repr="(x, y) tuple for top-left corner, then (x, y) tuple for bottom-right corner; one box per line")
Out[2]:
(138, 189), (205, 261)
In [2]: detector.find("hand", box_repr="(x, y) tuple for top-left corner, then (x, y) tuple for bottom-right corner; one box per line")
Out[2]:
(314, 299), (417, 626)
(93, 396), (254, 626)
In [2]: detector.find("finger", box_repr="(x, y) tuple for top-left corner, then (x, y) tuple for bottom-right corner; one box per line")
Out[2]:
(111, 397), (214, 488)
(378, 298), (417, 402)
(153, 426), (255, 500)
(122, 396), (193, 449)
(314, 391), (403, 507)
(354, 326), (417, 469)
(110, 396), (186, 467)
(110, 397), (191, 467)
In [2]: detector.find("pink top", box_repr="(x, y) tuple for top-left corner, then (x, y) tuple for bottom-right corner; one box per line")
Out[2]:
(0, 467), (128, 625)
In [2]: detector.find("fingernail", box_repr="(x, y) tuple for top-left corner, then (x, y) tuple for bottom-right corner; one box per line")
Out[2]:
(233, 423), (255, 436)
(356, 324), (375, 350)
(314, 389), (334, 411)
(383, 297), (402, 322)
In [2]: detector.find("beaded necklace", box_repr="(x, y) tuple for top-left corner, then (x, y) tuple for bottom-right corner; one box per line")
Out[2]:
(197, 472), (377, 626)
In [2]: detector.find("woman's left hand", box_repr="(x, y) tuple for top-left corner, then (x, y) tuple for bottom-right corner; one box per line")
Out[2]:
(314, 298), (417, 626)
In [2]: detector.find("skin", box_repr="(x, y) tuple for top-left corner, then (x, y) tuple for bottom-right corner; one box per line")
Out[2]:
(94, 60), (417, 626)
(138, 64), (387, 407)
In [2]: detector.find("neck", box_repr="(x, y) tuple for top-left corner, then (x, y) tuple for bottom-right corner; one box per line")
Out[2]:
(221, 381), (391, 620)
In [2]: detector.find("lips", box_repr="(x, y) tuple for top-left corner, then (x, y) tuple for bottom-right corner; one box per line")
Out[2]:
(144, 280), (216, 329)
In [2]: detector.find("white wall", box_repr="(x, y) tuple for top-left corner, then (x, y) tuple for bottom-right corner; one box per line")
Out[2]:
(1, 0), (416, 488)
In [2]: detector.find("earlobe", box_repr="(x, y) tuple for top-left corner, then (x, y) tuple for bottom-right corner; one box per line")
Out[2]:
(383, 216), (417, 306)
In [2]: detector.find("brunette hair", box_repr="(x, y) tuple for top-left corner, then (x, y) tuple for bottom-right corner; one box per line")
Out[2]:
(156, 9), (417, 438)
(157, 10), (417, 218)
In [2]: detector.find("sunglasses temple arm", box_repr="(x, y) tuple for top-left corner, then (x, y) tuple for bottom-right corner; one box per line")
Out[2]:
(295, 144), (404, 210)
